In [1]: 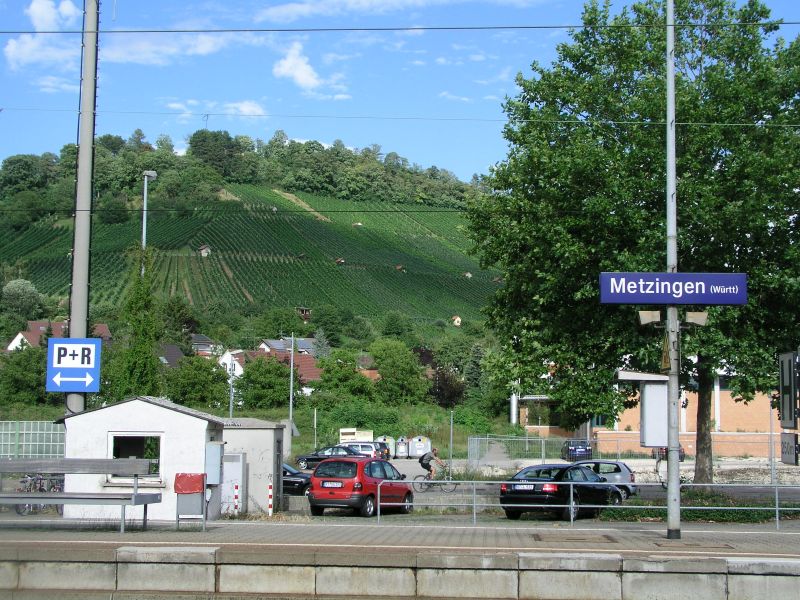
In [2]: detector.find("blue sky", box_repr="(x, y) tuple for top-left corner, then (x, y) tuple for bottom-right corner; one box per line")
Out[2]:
(1, 0), (799, 182)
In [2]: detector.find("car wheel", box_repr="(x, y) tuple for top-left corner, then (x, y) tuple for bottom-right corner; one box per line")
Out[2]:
(619, 487), (630, 501)
(360, 495), (376, 518)
(561, 494), (580, 521)
(302, 485), (310, 497)
(608, 491), (623, 507)
(297, 458), (309, 470)
(504, 510), (522, 520)
(400, 493), (413, 514)
(309, 505), (324, 516)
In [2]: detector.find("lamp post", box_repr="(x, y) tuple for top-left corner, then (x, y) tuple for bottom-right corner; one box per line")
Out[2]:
(141, 170), (157, 275)
(228, 356), (236, 419)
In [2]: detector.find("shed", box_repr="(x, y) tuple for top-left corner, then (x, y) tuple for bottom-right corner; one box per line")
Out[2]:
(57, 396), (226, 522)
(222, 417), (285, 513)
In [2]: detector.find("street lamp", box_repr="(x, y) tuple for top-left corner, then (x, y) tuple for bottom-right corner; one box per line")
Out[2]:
(141, 170), (157, 275)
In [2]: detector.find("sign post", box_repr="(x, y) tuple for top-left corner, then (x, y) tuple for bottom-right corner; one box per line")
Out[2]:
(46, 338), (101, 394)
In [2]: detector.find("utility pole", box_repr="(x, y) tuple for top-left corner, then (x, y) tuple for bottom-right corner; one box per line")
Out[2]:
(665, 0), (682, 539)
(66, 0), (99, 415)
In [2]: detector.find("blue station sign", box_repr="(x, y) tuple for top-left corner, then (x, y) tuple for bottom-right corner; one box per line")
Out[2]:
(599, 272), (748, 305)
(46, 338), (102, 393)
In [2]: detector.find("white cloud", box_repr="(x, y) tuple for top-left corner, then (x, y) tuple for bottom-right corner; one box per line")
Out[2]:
(36, 74), (79, 93)
(26, 0), (80, 32)
(223, 101), (266, 117)
(256, 0), (550, 23)
(469, 54), (487, 62)
(4, 0), (82, 70)
(273, 41), (321, 90)
(4, 34), (79, 70)
(322, 52), (360, 65)
(439, 91), (471, 103)
(474, 66), (513, 85)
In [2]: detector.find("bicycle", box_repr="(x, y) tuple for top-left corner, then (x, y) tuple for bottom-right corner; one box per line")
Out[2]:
(15, 474), (46, 516)
(413, 471), (457, 493)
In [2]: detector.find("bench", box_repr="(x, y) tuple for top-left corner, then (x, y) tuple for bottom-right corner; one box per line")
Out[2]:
(0, 458), (162, 532)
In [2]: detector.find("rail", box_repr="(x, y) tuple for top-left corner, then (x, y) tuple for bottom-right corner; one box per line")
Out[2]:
(376, 479), (800, 528)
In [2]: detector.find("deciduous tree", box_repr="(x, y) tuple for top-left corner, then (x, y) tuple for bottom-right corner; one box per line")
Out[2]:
(467, 0), (800, 482)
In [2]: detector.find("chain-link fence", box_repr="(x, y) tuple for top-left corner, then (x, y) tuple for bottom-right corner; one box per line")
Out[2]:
(468, 433), (780, 469)
(0, 421), (65, 459)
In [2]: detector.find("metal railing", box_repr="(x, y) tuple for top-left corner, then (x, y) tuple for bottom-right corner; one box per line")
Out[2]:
(468, 434), (782, 467)
(376, 478), (800, 529)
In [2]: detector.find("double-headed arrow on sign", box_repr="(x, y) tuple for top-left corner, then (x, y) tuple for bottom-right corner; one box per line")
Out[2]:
(51, 372), (94, 387)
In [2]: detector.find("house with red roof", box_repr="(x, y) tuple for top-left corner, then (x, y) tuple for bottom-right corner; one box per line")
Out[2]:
(6, 320), (111, 352)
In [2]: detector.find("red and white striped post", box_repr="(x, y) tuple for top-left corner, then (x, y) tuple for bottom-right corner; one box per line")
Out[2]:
(267, 483), (273, 517)
(233, 484), (239, 515)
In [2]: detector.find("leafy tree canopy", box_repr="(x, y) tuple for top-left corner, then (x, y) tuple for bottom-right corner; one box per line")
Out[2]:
(369, 338), (431, 405)
(238, 356), (298, 409)
(467, 0), (800, 482)
(164, 355), (228, 408)
(2, 279), (43, 319)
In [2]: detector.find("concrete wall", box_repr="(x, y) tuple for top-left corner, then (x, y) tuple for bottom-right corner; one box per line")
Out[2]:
(63, 400), (220, 521)
(1, 548), (798, 599)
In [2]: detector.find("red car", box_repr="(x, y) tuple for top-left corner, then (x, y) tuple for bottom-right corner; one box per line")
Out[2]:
(309, 457), (413, 517)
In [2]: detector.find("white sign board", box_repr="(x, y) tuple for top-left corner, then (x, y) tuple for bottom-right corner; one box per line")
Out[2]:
(640, 381), (668, 448)
(781, 432), (798, 466)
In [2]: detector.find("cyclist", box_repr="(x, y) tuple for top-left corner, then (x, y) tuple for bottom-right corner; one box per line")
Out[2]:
(419, 447), (446, 480)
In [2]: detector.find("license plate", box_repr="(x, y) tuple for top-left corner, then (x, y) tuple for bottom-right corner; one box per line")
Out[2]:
(514, 484), (535, 490)
(322, 481), (343, 488)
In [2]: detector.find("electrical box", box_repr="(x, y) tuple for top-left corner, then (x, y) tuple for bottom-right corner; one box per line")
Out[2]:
(205, 441), (224, 485)
(221, 453), (247, 515)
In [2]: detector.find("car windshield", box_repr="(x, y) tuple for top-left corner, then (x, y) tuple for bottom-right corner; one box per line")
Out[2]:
(315, 461), (358, 478)
(283, 463), (300, 475)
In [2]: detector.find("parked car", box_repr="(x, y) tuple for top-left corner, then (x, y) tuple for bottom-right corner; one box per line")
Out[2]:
(499, 463), (622, 521)
(560, 439), (593, 461)
(308, 457), (413, 517)
(337, 441), (386, 459)
(574, 460), (637, 500)
(296, 445), (365, 470)
(282, 463), (311, 496)
(651, 445), (686, 462)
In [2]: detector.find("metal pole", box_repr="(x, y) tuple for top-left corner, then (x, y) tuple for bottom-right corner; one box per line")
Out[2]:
(66, 0), (100, 415)
(449, 410), (454, 476)
(288, 332), (295, 424)
(141, 174), (149, 251)
(228, 358), (235, 418)
(769, 400), (776, 485)
(665, 0), (681, 539)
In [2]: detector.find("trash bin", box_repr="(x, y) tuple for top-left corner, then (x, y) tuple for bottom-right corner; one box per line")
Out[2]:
(375, 435), (396, 458)
(175, 472), (206, 531)
(395, 437), (409, 459)
(408, 436), (431, 459)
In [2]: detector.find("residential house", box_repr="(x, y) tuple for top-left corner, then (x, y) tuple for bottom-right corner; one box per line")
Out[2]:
(158, 344), (185, 369)
(218, 349), (322, 396)
(190, 334), (218, 357)
(6, 320), (111, 352)
(258, 337), (315, 356)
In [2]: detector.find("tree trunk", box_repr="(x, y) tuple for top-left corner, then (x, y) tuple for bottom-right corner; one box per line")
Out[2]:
(694, 355), (714, 484)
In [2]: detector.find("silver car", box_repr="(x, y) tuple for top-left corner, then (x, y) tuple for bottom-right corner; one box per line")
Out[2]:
(573, 460), (637, 500)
